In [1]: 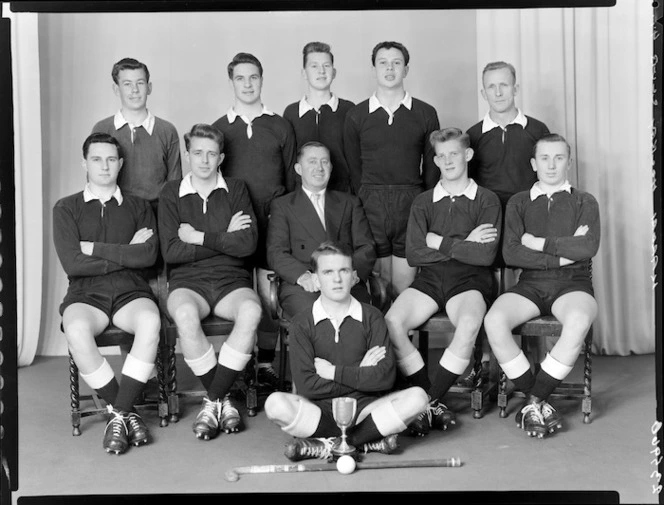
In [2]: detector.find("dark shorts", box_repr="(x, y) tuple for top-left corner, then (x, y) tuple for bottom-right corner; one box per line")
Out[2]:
(507, 268), (595, 316)
(358, 184), (422, 258)
(410, 260), (494, 310)
(168, 265), (253, 309)
(312, 394), (384, 437)
(249, 198), (272, 270)
(59, 270), (156, 318)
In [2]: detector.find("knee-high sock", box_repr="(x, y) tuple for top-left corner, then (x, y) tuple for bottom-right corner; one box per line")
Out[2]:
(501, 352), (535, 394)
(311, 414), (340, 439)
(398, 351), (430, 391)
(207, 343), (251, 401)
(428, 350), (470, 401)
(184, 344), (217, 390)
(349, 401), (406, 446)
(530, 353), (571, 401)
(115, 354), (154, 413)
(80, 358), (118, 405)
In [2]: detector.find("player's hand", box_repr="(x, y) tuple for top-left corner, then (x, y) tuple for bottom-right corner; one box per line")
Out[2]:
(130, 227), (154, 245)
(560, 256), (575, 266)
(314, 357), (335, 380)
(465, 223), (498, 244)
(574, 225), (589, 236)
(297, 271), (319, 292)
(521, 232), (545, 251)
(79, 241), (93, 255)
(359, 346), (386, 367)
(227, 211), (252, 232)
(426, 232), (443, 250)
(178, 223), (204, 245)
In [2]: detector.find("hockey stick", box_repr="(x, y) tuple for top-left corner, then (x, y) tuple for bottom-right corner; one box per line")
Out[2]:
(225, 457), (462, 482)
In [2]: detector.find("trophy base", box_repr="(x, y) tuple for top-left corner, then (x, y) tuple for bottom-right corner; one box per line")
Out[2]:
(331, 443), (358, 461)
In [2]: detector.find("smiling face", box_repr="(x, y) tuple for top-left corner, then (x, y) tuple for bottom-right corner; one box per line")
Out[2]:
(185, 136), (224, 182)
(83, 142), (123, 189)
(231, 63), (263, 106)
(433, 138), (472, 184)
(313, 252), (354, 303)
(530, 140), (571, 189)
(373, 47), (408, 90)
(481, 66), (518, 115)
(113, 68), (152, 112)
(295, 145), (332, 193)
(303, 51), (336, 92)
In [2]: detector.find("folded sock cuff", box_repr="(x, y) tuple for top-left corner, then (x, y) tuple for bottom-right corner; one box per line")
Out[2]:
(398, 350), (425, 376)
(185, 345), (217, 377)
(283, 400), (321, 438)
(121, 353), (155, 383)
(218, 342), (252, 372)
(438, 349), (471, 375)
(500, 351), (531, 380)
(371, 400), (407, 436)
(540, 353), (573, 381)
(80, 358), (115, 389)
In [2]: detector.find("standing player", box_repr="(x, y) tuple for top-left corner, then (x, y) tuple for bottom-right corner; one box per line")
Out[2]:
(212, 53), (298, 392)
(264, 242), (428, 461)
(54, 133), (161, 455)
(92, 57), (182, 214)
(159, 124), (263, 441)
(484, 134), (600, 438)
(384, 128), (501, 436)
(283, 41), (355, 193)
(463, 61), (550, 385)
(344, 41), (440, 303)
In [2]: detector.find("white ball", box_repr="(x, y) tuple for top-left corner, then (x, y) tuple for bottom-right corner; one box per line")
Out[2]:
(336, 455), (356, 475)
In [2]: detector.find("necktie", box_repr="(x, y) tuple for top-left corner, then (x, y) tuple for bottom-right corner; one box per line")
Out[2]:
(312, 193), (326, 229)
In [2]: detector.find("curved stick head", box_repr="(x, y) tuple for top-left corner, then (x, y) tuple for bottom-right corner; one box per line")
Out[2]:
(225, 469), (240, 482)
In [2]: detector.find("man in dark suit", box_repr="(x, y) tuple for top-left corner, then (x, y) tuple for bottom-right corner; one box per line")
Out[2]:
(267, 141), (376, 320)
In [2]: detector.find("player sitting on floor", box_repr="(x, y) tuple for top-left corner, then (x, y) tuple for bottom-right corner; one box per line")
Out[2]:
(53, 132), (161, 455)
(484, 133), (600, 438)
(159, 123), (263, 441)
(264, 241), (428, 461)
(384, 127), (502, 436)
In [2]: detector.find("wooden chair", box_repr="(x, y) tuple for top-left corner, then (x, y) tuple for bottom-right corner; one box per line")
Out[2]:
(497, 320), (593, 424)
(269, 272), (389, 392)
(67, 269), (168, 435)
(415, 315), (497, 419)
(158, 266), (258, 426)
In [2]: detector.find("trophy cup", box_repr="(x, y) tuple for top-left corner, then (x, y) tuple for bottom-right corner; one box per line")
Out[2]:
(331, 397), (357, 458)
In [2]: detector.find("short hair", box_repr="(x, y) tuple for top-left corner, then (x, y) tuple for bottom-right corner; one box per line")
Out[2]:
(429, 127), (470, 150)
(310, 241), (354, 273)
(532, 133), (572, 158)
(297, 141), (330, 162)
(184, 123), (225, 152)
(227, 52), (263, 79)
(302, 41), (334, 67)
(371, 41), (410, 66)
(481, 61), (517, 85)
(82, 132), (122, 159)
(111, 58), (150, 85)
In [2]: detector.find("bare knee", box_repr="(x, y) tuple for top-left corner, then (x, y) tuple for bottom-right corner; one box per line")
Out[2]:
(170, 303), (201, 341)
(407, 386), (430, 412)
(64, 320), (97, 354)
(237, 298), (263, 325)
(264, 392), (294, 425)
(454, 314), (483, 343)
(134, 311), (161, 347)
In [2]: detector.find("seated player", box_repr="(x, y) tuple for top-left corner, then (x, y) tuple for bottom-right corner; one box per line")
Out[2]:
(484, 133), (600, 438)
(158, 123), (263, 441)
(266, 140), (376, 320)
(264, 242), (428, 461)
(384, 127), (501, 436)
(53, 132), (161, 455)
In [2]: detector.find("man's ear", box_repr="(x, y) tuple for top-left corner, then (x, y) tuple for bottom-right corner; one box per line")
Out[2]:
(312, 272), (321, 290)
(465, 147), (474, 162)
(530, 158), (538, 172)
(112, 82), (120, 97)
(217, 153), (225, 168)
(294, 162), (303, 177)
(147, 82), (153, 96)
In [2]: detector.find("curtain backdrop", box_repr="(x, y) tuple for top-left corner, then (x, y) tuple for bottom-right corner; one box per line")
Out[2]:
(476, 1), (654, 354)
(5, 7), (43, 367)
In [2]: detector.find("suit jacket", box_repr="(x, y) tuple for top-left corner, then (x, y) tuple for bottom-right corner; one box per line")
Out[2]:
(267, 187), (376, 284)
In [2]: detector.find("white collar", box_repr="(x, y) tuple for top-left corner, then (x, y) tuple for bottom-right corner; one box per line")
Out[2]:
(178, 171), (229, 198)
(481, 108), (528, 133)
(113, 110), (155, 135)
(368, 91), (412, 114)
(298, 94), (339, 117)
(226, 105), (274, 124)
(301, 186), (327, 201)
(312, 296), (363, 326)
(433, 179), (478, 202)
(83, 183), (123, 205)
(530, 180), (572, 200)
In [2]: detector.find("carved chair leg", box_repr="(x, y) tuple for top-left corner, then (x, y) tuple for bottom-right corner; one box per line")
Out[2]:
(582, 329), (593, 424)
(156, 344), (169, 427)
(498, 370), (508, 418)
(69, 352), (81, 436)
(166, 344), (179, 423)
